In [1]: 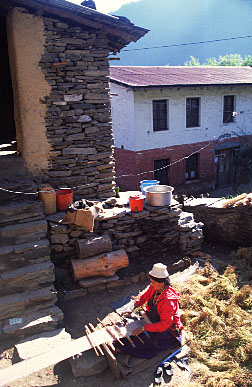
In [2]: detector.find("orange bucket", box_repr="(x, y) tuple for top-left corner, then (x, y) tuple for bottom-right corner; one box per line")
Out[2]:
(129, 194), (145, 213)
(56, 189), (73, 211)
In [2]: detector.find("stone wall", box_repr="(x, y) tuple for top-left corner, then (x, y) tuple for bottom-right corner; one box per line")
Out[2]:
(46, 197), (203, 292)
(184, 196), (252, 247)
(40, 16), (116, 199)
(7, 7), (116, 198)
(0, 199), (63, 339)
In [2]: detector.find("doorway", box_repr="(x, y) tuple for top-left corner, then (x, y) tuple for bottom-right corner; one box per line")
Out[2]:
(0, 14), (16, 154)
(215, 147), (239, 188)
(154, 158), (170, 185)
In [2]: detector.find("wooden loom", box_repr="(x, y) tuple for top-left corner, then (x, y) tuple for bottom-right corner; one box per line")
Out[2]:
(0, 319), (144, 386)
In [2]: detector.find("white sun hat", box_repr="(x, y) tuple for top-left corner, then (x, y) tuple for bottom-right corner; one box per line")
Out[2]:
(149, 263), (169, 279)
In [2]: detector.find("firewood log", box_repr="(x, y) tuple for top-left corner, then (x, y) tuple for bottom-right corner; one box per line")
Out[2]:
(71, 249), (129, 280)
(76, 236), (112, 259)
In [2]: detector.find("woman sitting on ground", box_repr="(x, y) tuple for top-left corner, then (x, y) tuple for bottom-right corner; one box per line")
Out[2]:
(115, 263), (183, 359)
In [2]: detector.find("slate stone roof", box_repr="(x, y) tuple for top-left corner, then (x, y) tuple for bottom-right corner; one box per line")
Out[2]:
(110, 66), (252, 88)
(1, 0), (148, 51)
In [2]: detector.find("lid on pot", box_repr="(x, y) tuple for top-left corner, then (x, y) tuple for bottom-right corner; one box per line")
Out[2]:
(129, 194), (144, 199)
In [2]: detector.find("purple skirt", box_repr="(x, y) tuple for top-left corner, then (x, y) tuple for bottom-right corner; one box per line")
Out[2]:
(114, 330), (182, 359)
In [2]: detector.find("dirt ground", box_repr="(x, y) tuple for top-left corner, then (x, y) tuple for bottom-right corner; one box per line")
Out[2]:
(0, 240), (235, 387)
(0, 277), (192, 387)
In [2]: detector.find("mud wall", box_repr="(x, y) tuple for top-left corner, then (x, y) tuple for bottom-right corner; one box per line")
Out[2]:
(6, 8), (51, 173)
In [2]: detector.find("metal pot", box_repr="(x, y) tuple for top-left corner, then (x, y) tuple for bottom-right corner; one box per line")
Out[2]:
(145, 185), (174, 206)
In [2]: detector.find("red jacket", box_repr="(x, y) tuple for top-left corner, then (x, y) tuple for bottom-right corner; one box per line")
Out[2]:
(134, 285), (183, 333)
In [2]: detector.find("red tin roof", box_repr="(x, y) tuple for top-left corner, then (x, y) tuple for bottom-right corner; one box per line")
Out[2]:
(110, 66), (252, 88)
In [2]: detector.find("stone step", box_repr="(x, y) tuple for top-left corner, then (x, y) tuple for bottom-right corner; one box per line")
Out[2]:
(0, 219), (47, 246)
(0, 286), (57, 320)
(15, 328), (72, 361)
(0, 239), (51, 273)
(0, 177), (37, 205)
(0, 201), (43, 226)
(0, 261), (55, 296)
(0, 154), (29, 178)
(1, 306), (63, 338)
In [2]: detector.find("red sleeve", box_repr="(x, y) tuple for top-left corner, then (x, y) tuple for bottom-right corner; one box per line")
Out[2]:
(144, 299), (177, 333)
(134, 286), (152, 309)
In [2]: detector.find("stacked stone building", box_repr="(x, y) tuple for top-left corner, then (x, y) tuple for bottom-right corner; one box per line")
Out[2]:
(0, 0), (147, 338)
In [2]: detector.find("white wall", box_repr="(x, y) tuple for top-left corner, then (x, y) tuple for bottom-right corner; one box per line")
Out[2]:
(110, 83), (135, 150)
(111, 83), (252, 152)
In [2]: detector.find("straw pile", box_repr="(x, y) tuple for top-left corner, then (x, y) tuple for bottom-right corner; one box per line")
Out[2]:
(174, 251), (252, 387)
(222, 193), (252, 208)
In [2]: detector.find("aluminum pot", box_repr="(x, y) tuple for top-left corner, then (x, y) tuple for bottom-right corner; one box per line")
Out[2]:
(145, 185), (174, 206)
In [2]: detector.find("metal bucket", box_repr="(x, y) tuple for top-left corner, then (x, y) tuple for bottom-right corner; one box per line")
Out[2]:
(140, 180), (159, 194)
(145, 185), (174, 207)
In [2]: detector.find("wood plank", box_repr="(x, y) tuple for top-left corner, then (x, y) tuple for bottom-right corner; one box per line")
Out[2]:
(0, 321), (141, 386)
(0, 328), (113, 386)
(102, 343), (120, 380)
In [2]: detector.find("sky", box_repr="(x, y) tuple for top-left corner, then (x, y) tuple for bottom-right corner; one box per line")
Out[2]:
(69, 0), (141, 14)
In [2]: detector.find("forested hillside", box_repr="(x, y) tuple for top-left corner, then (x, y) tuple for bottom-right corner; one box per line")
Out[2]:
(112, 0), (252, 65)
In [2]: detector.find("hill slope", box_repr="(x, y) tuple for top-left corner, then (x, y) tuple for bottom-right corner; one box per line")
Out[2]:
(112, 0), (252, 65)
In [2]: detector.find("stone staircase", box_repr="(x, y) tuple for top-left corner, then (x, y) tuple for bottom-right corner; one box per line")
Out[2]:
(0, 155), (63, 338)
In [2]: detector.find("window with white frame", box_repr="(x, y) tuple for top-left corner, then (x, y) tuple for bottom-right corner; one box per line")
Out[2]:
(223, 95), (235, 123)
(153, 99), (168, 131)
(185, 153), (199, 181)
(186, 97), (200, 128)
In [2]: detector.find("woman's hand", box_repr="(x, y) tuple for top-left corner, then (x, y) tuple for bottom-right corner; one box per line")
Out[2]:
(120, 310), (133, 318)
(132, 326), (144, 336)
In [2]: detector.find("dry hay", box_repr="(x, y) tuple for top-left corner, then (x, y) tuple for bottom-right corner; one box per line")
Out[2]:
(173, 261), (252, 387)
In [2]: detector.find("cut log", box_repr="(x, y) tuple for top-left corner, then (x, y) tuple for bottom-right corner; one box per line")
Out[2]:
(76, 235), (112, 259)
(71, 249), (129, 280)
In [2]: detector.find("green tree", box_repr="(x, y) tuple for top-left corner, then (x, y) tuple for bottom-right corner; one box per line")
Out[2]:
(205, 57), (218, 66)
(243, 55), (252, 66)
(184, 54), (252, 66)
(184, 56), (201, 66)
(216, 54), (243, 66)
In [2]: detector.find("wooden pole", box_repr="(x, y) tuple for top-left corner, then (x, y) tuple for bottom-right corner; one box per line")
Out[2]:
(107, 317), (135, 347)
(85, 325), (99, 356)
(117, 315), (144, 344)
(97, 318), (124, 346)
(88, 324), (104, 356)
(94, 322), (115, 351)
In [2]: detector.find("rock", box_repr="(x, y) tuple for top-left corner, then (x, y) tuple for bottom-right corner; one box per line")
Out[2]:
(0, 261), (55, 296)
(88, 284), (107, 293)
(64, 288), (88, 301)
(62, 147), (97, 155)
(0, 239), (50, 273)
(69, 349), (108, 377)
(0, 220), (47, 246)
(139, 272), (146, 282)
(79, 274), (119, 288)
(131, 274), (139, 283)
(77, 115), (92, 123)
(0, 286), (57, 320)
(2, 306), (63, 337)
(0, 202), (43, 225)
(51, 233), (69, 244)
(106, 279), (125, 289)
(64, 94), (83, 102)
(16, 328), (71, 360)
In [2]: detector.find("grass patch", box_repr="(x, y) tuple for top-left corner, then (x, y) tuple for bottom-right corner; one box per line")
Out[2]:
(174, 256), (252, 387)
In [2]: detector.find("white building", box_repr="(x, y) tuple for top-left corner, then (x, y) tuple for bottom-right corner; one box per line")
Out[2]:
(110, 66), (252, 193)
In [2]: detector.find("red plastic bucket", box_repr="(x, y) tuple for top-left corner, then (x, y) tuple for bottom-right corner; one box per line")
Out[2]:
(129, 195), (145, 213)
(56, 189), (73, 211)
